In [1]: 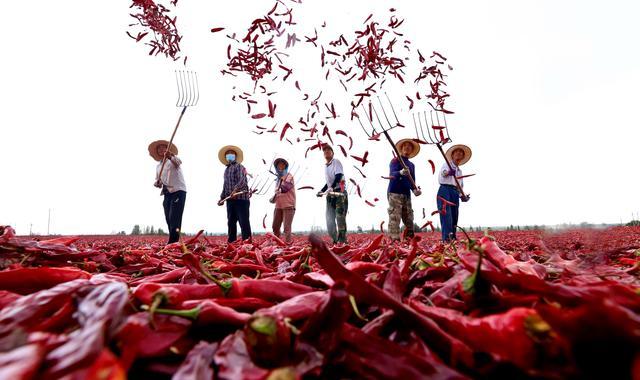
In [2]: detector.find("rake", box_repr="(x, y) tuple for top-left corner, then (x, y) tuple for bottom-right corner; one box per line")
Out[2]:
(156, 70), (199, 188)
(356, 94), (420, 194)
(412, 110), (468, 199)
(263, 161), (307, 201)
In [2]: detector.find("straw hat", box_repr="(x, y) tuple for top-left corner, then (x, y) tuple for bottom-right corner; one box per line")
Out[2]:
(218, 145), (244, 165)
(395, 139), (421, 159)
(273, 157), (289, 169)
(148, 140), (178, 161)
(445, 144), (472, 166)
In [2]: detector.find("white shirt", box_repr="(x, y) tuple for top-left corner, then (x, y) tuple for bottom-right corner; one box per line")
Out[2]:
(325, 158), (344, 189)
(156, 156), (186, 193)
(438, 162), (463, 188)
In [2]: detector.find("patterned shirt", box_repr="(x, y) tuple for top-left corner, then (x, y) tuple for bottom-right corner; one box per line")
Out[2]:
(221, 162), (250, 200)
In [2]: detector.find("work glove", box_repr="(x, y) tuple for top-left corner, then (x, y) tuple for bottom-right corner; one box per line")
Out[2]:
(446, 169), (457, 177)
(400, 168), (409, 176)
(461, 195), (471, 202)
(412, 188), (422, 196)
(316, 191), (324, 198)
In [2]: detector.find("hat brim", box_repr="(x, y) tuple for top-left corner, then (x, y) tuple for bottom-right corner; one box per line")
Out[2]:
(445, 144), (472, 166)
(218, 145), (244, 165)
(395, 139), (421, 159)
(148, 140), (178, 161)
(273, 158), (289, 169)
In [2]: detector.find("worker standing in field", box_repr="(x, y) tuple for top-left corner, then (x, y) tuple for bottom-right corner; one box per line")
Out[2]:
(316, 144), (348, 244)
(437, 144), (472, 241)
(387, 139), (422, 242)
(217, 145), (252, 243)
(270, 158), (296, 244)
(150, 140), (186, 244)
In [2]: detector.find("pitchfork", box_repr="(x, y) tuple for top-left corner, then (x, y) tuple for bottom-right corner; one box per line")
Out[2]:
(356, 94), (421, 194)
(412, 110), (468, 199)
(156, 70), (199, 191)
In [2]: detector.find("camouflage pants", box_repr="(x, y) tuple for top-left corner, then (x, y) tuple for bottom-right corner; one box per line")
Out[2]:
(326, 193), (348, 243)
(387, 193), (414, 241)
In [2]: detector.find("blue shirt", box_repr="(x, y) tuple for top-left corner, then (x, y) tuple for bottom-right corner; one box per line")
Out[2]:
(387, 157), (415, 196)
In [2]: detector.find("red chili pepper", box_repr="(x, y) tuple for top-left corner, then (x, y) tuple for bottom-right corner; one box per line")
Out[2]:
(350, 151), (369, 166)
(428, 159), (435, 175)
(412, 303), (563, 372)
(337, 324), (467, 379)
(43, 281), (129, 378)
(214, 331), (270, 379)
(308, 235), (475, 366)
(153, 299), (250, 327)
(116, 312), (192, 370)
(0, 267), (91, 295)
(280, 122), (292, 141)
(83, 349), (127, 380)
(210, 27), (225, 33)
(181, 297), (273, 313)
(173, 341), (218, 380)
(0, 343), (46, 380)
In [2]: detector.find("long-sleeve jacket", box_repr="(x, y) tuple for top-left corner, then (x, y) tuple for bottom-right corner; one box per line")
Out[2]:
(387, 156), (415, 196)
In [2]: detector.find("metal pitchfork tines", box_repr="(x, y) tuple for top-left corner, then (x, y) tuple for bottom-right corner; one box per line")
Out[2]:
(356, 93), (421, 193)
(253, 160), (308, 197)
(156, 71), (200, 193)
(412, 110), (468, 198)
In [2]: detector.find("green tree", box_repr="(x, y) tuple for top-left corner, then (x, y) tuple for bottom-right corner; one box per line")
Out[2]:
(131, 225), (141, 235)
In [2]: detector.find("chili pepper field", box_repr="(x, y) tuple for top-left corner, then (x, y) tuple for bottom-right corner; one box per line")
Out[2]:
(1, 225), (639, 379)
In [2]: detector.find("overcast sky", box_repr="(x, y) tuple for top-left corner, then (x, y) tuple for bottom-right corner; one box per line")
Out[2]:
(2, 0), (639, 235)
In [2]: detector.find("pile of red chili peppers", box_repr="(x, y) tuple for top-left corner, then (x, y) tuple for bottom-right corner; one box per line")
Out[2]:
(0, 224), (638, 379)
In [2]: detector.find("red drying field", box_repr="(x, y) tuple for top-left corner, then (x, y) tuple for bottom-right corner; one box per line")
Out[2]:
(0, 225), (639, 379)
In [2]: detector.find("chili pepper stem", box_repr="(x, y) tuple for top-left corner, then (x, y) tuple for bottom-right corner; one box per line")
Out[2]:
(349, 295), (368, 321)
(152, 305), (202, 320)
(148, 293), (165, 328)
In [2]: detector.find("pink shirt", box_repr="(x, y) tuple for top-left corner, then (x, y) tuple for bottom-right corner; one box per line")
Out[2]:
(274, 173), (296, 209)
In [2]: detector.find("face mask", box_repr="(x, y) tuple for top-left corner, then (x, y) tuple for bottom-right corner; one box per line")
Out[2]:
(279, 168), (288, 175)
(225, 154), (236, 162)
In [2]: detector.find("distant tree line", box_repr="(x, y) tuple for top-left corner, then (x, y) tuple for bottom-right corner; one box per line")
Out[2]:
(130, 225), (167, 235)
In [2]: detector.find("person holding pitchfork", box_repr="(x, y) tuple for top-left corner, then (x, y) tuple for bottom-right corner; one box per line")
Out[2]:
(437, 144), (472, 242)
(387, 139), (422, 242)
(149, 140), (187, 244)
(270, 158), (296, 244)
(217, 145), (252, 243)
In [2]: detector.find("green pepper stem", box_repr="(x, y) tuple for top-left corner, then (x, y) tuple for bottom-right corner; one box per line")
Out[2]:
(153, 306), (201, 320)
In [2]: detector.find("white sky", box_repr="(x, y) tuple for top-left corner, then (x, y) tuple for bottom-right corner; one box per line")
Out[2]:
(2, 0), (639, 235)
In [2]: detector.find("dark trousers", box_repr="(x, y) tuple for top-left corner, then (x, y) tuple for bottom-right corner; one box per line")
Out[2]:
(226, 199), (252, 242)
(163, 190), (186, 244)
(437, 185), (459, 242)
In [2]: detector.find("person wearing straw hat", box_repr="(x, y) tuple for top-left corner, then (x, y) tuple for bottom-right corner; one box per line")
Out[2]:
(387, 139), (422, 242)
(316, 144), (348, 244)
(270, 158), (296, 243)
(217, 145), (252, 243)
(149, 140), (187, 244)
(437, 144), (472, 241)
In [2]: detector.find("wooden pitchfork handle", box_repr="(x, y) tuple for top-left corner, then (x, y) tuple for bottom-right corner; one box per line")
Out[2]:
(218, 191), (247, 205)
(156, 106), (188, 195)
(435, 142), (468, 198)
(382, 130), (419, 191)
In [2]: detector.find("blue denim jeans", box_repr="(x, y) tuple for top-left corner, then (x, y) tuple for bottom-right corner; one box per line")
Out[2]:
(437, 185), (459, 241)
